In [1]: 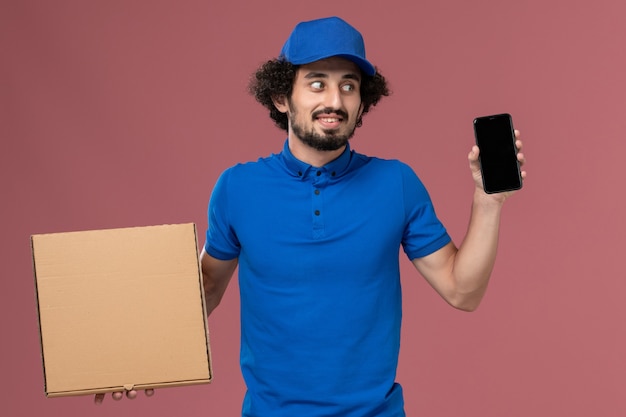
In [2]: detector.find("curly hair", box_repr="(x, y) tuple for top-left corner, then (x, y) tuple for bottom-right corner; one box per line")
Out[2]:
(248, 59), (390, 132)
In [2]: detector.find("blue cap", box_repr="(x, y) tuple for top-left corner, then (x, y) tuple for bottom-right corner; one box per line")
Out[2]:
(279, 16), (376, 76)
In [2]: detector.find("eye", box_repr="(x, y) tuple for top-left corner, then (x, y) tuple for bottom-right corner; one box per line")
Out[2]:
(310, 81), (324, 90)
(341, 83), (356, 92)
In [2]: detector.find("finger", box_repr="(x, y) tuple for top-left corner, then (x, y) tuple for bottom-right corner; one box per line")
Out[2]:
(517, 152), (525, 164)
(515, 139), (523, 151)
(468, 145), (480, 161)
(112, 391), (124, 401)
(145, 389), (155, 397)
(126, 389), (138, 400)
(514, 129), (520, 139)
(94, 393), (105, 405)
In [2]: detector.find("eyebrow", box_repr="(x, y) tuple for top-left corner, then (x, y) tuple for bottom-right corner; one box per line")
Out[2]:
(303, 72), (362, 82)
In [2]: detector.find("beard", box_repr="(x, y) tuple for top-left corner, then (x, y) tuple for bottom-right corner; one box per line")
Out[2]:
(288, 105), (357, 151)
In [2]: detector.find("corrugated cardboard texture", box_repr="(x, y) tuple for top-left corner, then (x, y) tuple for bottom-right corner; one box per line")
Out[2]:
(31, 223), (211, 397)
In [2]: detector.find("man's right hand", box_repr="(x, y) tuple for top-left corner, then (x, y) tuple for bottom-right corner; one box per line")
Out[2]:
(94, 389), (155, 404)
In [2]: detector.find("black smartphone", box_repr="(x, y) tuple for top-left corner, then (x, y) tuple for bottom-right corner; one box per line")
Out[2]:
(473, 113), (522, 194)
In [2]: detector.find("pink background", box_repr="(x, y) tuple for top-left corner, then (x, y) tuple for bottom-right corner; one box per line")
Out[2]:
(2, 0), (625, 416)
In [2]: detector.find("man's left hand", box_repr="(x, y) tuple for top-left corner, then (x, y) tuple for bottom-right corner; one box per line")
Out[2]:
(469, 129), (527, 202)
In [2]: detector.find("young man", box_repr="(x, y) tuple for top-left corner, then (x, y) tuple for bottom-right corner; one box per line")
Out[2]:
(97, 16), (525, 416)
(200, 16), (525, 417)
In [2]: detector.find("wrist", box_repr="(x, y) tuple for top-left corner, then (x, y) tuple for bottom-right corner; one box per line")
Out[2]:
(473, 187), (506, 210)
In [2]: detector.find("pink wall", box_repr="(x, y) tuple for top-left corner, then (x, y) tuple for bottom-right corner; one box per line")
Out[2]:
(2, 0), (625, 416)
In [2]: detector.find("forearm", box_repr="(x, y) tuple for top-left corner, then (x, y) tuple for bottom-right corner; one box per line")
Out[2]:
(451, 189), (505, 310)
(203, 272), (228, 316)
(200, 249), (238, 316)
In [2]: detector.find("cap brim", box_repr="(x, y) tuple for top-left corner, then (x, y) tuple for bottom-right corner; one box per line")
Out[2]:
(284, 53), (376, 76)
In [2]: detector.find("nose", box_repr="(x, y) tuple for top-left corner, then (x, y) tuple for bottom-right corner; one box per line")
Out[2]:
(322, 85), (343, 110)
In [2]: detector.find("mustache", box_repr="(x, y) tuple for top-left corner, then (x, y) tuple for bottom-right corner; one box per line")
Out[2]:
(312, 108), (349, 120)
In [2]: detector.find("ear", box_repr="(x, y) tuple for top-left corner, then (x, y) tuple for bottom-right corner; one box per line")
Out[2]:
(357, 102), (365, 119)
(355, 102), (365, 127)
(271, 95), (289, 113)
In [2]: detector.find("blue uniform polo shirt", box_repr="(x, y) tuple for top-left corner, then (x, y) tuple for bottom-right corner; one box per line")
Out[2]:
(205, 140), (451, 417)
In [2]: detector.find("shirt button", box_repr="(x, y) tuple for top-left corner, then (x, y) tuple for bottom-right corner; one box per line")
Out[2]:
(314, 189), (320, 195)
(331, 171), (336, 177)
(316, 171), (322, 176)
(314, 210), (320, 216)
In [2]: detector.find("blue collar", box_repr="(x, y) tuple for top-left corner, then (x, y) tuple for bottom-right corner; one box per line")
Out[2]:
(279, 139), (354, 180)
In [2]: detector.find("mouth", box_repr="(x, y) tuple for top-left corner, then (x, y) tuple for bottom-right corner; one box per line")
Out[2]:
(313, 110), (347, 130)
(318, 116), (342, 123)
(317, 116), (342, 127)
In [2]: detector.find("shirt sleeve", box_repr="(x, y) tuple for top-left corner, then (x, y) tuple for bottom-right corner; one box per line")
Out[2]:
(399, 162), (451, 259)
(204, 167), (241, 260)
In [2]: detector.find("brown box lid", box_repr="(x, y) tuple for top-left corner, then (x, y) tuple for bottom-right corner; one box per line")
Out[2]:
(31, 223), (211, 397)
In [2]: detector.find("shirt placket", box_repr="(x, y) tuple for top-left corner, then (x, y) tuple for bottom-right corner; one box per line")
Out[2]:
(311, 168), (328, 239)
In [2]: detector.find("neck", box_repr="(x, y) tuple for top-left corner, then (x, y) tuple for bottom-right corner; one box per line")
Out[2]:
(287, 135), (346, 168)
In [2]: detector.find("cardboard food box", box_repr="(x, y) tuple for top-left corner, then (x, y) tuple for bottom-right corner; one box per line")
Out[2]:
(31, 223), (212, 397)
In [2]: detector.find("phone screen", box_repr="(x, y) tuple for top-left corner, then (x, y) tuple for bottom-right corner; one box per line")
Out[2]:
(473, 113), (522, 194)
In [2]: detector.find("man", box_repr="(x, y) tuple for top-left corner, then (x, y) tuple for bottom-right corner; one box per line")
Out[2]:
(201, 15), (526, 416)
(97, 16), (526, 416)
